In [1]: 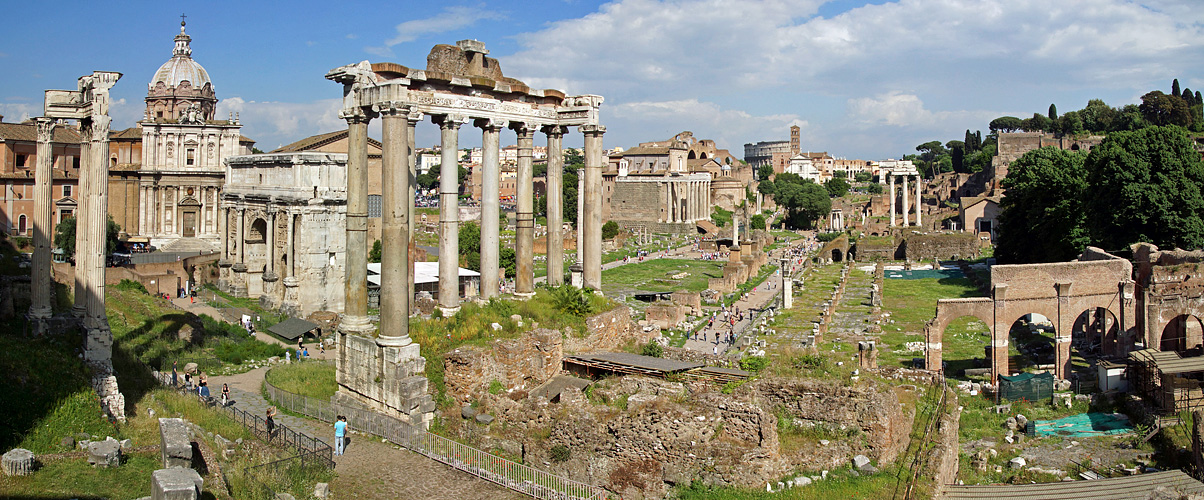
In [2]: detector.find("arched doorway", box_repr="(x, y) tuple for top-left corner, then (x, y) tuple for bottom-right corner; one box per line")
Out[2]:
(1004, 313), (1057, 376)
(1072, 308), (1120, 357)
(943, 316), (991, 379)
(1161, 315), (1204, 354)
(831, 248), (843, 262)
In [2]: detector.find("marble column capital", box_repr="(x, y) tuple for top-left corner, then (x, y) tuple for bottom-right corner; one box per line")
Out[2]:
(579, 124), (606, 136)
(35, 117), (55, 142)
(406, 109), (425, 125)
(435, 114), (469, 130)
(339, 107), (375, 124)
(373, 101), (412, 116)
(475, 117), (508, 131)
(541, 124), (568, 137)
(89, 115), (111, 142)
(510, 121), (538, 136)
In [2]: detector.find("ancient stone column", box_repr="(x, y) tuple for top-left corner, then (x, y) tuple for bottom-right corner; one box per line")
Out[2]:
(513, 122), (536, 298)
(915, 175), (922, 228)
(137, 186), (147, 236)
(901, 175), (909, 227)
(888, 175), (896, 227)
(264, 210), (277, 279)
(576, 168), (584, 260)
(72, 132), (91, 318)
(378, 104), (412, 346)
(781, 258), (792, 309)
(581, 125), (605, 290)
(544, 126), (565, 286)
(406, 110), (423, 312)
(341, 110), (373, 334)
(83, 112), (113, 365)
(437, 115), (466, 314)
(478, 118), (505, 299)
(231, 205), (248, 297)
(30, 118), (55, 325)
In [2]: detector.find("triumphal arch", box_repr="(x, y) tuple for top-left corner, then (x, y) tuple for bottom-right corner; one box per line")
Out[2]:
(326, 40), (606, 425)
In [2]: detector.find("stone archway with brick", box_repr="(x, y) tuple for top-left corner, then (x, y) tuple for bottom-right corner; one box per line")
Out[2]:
(925, 248), (1137, 384)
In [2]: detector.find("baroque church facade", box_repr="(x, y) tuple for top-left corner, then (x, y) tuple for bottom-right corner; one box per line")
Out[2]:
(113, 22), (254, 251)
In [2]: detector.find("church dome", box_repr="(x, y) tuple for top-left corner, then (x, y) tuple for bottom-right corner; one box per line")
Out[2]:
(151, 22), (211, 90)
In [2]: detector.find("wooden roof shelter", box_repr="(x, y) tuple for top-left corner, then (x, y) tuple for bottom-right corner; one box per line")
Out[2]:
(943, 470), (1204, 500)
(1128, 349), (1204, 414)
(564, 352), (750, 383)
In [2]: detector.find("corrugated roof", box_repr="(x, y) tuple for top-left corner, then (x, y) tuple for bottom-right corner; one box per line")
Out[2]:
(0, 122), (84, 143)
(943, 470), (1204, 500)
(1130, 349), (1204, 375)
(572, 352), (703, 372)
(267, 318), (319, 340)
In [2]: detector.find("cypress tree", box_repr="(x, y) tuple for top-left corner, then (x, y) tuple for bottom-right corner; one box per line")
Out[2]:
(1172, 78), (1181, 97)
(1049, 103), (1058, 121)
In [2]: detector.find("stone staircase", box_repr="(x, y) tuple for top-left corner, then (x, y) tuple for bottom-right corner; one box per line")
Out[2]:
(159, 238), (217, 254)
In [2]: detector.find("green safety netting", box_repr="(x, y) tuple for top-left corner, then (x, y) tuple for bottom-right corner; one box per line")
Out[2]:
(884, 268), (965, 280)
(1030, 412), (1133, 437)
(998, 371), (1054, 402)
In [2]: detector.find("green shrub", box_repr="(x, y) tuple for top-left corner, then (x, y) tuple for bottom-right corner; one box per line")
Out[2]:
(488, 379), (504, 395)
(641, 340), (664, 358)
(113, 279), (148, 294)
(550, 444), (571, 463)
(816, 232), (843, 243)
(738, 355), (769, 372)
(551, 284), (593, 316)
(602, 220), (619, 240)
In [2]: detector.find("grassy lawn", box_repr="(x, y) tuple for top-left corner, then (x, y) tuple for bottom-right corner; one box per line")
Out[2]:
(266, 362), (338, 400)
(601, 258), (724, 296)
(877, 276), (983, 369)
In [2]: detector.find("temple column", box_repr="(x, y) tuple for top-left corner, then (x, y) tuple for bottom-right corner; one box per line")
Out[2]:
(406, 111), (422, 312)
(781, 258), (792, 309)
(888, 175), (896, 227)
(30, 118), (55, 325)
(513, 122), (536, 299)
(72, 128), (91, 318)
(576, 168), (584, 259)
(341, 110), (373, 334)
(436, 115), (467, 314)
(544, 126), (566, 286)
(378, 103), (412, 346)
(581, 125), (605, 290)
(478, 118), (505, 298)
(915, 175), (922, 228)
(901, 175), (909, 227)
(232, 205), (248, 297)
(263, 209), (276, 279)
(83, 112), (113, 364)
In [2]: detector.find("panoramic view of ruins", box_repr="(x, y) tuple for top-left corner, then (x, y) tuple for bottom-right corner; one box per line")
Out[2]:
(1, 2), (1203, 499)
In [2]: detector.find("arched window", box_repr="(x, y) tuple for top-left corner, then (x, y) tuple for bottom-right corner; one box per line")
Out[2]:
(17, 214), (28, 235)
(247, 218), (267, 243)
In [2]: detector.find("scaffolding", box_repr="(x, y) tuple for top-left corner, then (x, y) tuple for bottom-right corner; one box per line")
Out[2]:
(1129, 349), (1204, 414)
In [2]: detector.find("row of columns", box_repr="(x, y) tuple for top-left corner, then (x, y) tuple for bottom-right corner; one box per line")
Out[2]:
(887, 174), (922, 228)
(137, 185), (219, 236)
(341, 102), (606, 347)
(665, 179), (709, 223)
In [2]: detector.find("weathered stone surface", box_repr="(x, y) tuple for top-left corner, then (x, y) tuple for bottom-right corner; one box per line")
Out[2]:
(159, 418), (192, 468)
(475, 413), (495, 425)
(853, 455), (871, 469)
(183, 363), (198, 374)
(1009, 456), (1027, 468)
(564, 306), (654, 353)
(274, 494), (296, 500)
(2, 448), (34, 476)
(461, 406), (478, 419)
(60, 436), (74, 448)
(313, 482), (330, 499)
(151, 467), (202, 500)
(87, 438), (122, 468)
(444, 328), (562, 401)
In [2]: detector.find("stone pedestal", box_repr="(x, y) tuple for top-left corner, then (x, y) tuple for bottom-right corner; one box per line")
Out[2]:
(230, 263), (248, 297)
(570, 263), (584, 289)
(260, 272), (280, 310)
(281, 277), (302, 318)
(334, 333), (435, 428)
(159, 418), (192, 468)
(152, 467), (202, 500)
(217, 259), (232, 292)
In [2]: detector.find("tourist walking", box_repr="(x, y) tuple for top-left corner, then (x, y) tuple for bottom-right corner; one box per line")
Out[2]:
(221, 383), (230, 406)
(171, 361), (178, 387)
(334, 415), (347, 455)
(265, 407), (277, 440)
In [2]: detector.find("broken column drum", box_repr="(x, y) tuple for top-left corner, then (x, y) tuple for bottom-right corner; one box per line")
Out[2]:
(326, 40), (605, 427)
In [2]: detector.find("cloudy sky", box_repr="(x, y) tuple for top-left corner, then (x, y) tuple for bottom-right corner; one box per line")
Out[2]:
(1, 0), (1200, 159)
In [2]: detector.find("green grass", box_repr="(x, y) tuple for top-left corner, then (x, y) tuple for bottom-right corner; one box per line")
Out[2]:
(600, 258), (723, 296)
(877, 276), (983, 369)
(0, 452), (163, 498)
(265, 362), (338, 400)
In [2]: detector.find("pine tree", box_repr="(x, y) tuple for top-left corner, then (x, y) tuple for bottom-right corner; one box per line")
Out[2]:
(1172, 78), (1181, 97)
(1049, 103), (1058, 121)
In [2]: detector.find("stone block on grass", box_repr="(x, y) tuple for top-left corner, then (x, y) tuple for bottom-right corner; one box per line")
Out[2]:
(151, 467), (203, 500)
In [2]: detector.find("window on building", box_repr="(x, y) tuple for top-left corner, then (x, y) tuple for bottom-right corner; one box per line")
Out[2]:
(367, 195), (382, 218)
(63, 185), (72, 198)
(186, 149), (196, 166)
(60, 210), (73, 221)
(72, 156), (80, 169)
(17, 215), (27, 235)
(979, 220), (992, 234)
(16, 154), (27, 168)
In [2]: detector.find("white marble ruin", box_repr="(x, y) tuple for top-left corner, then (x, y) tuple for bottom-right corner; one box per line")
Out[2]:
(39, 71), (127, 422)
(885, 163), (922, 228)
(327, 40), (606, 427)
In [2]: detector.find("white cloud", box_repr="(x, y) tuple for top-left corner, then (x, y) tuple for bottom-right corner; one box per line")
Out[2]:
(216, 97), (346, 150)
(366, 6), (504, 57)
(0, 102), (40, 122)
(846, 91), (1003, 130)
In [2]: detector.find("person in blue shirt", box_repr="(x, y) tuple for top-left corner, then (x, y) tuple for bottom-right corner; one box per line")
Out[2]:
(334, 416), (347, 455)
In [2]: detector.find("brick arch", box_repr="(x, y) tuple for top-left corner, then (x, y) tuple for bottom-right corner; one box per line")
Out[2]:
(1070, 306), (1122, 357)
(1148, 297), (1204, 352)
(925, 297), (993, 373)
(1158, 314), (1204, 353)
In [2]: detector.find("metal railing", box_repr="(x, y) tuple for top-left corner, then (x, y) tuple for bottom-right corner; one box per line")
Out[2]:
(262, 376), (606, 499)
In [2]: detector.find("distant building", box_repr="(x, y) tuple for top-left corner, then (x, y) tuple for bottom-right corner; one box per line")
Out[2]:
(744, 124), (800, 173)
(0, 119), (83, 237)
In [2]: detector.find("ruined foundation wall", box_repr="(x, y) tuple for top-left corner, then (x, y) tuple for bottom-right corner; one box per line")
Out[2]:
(902, 233), (980, 261)
(755, 378), (911, 463)
(564, 305), (654, 353)
(443, 328), (563, 402)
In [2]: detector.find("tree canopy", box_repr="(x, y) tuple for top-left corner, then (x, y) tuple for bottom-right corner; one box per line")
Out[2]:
(824, 176), (849, 198)
(995, 147), (1090, 263)
(770, 173), (831, 230)
(54, 215), (121, 261)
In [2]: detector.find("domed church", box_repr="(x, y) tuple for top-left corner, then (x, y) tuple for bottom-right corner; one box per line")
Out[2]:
(108, 21), (255, 252)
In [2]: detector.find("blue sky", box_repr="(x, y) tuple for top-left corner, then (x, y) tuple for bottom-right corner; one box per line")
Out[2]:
(1, 0), (1201, 159)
